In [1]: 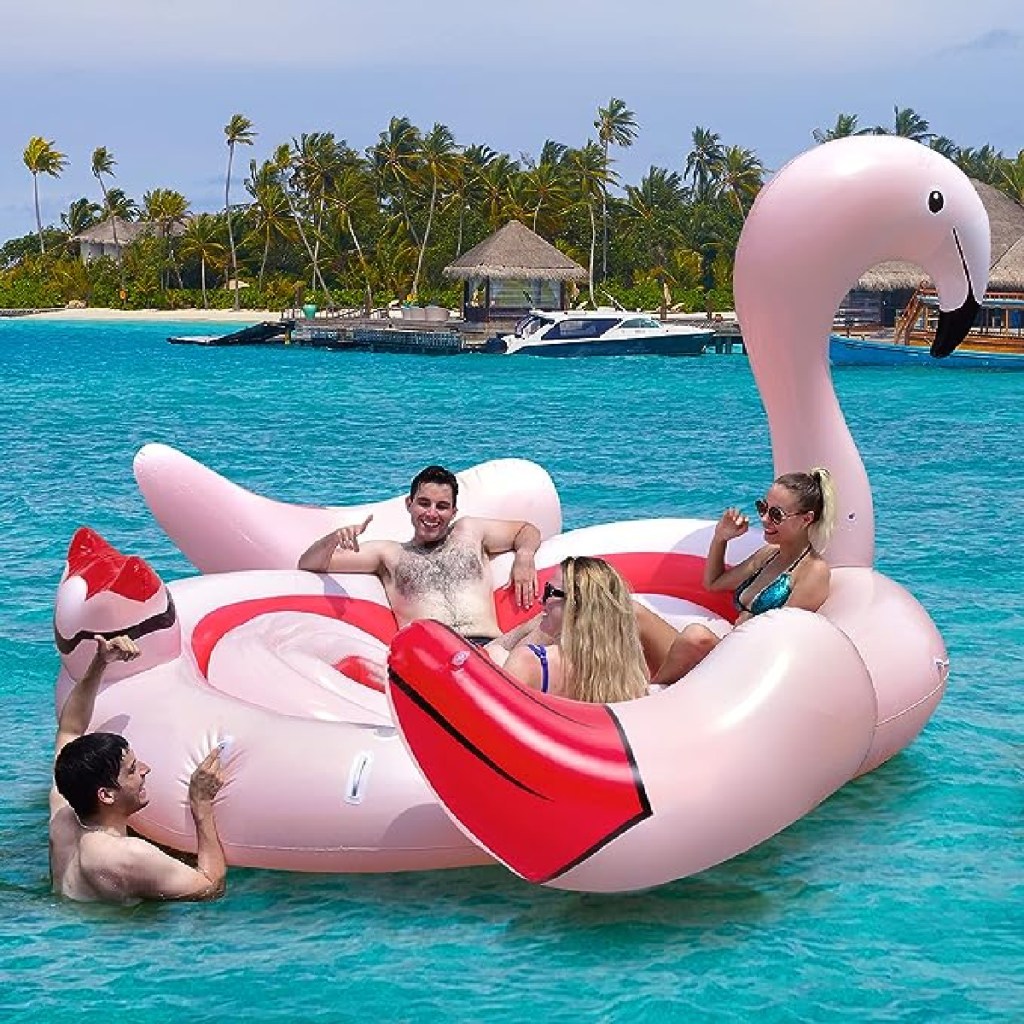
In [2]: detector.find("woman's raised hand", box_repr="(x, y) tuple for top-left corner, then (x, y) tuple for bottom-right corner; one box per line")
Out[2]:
(714, 506), (749, 542)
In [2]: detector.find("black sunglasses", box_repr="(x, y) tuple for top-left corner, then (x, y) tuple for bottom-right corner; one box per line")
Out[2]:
(755, 499), (803, 525)
(542, 581), (566, 603)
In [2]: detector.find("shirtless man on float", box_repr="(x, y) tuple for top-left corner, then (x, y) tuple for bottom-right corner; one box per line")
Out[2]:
(298, 465), (541, 652)
(50, 636), (229, 904)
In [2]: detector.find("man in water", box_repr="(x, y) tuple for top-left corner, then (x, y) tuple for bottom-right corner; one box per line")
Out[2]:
(50, 635), (229, 904)
(298, 464), (541, 645)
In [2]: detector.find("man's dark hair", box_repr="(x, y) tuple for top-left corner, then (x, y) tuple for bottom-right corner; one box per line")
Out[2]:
(409, 465), (458, 504)
(54, 732), (128, 819)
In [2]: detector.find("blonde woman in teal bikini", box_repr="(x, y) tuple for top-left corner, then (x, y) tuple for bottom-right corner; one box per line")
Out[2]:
(648, 467), (837, 685)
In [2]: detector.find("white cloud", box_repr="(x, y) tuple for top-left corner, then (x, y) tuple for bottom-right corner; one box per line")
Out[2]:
(5, 0), (1023, 73)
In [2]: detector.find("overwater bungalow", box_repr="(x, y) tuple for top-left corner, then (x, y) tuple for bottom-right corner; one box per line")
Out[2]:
(836, 179), (1024, 344)
(442, 220), (587, 337)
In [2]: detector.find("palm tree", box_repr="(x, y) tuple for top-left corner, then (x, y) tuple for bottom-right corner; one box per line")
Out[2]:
(91, 146), (126, 293)
(522, 161), (569, 235)
(374, 214), (420, 305)
(180, 214), (227, 308)
(271, 144), (334, 306)
(327, 163), (378, 313)
(142, 188), (190, 290)
(370, 117), (423, 246)
(293, 134), (358, 303)
(450, 144), (498, 252)
(61, 198), (102, 236)
(998, 151), (1024, 205)
(566, 142), (614, 307)
(224, 114), (256, 309)
(929, 136), (959, 161)
(717, 146), (765, 215)
(812, 113), (870, 143)
(245, 158), (296, 290)
(23, 136), (68, 253)
(476, 154), (519, 232)
(538, 139), (570, 168)
(594, 97), (639, 278)
(683, 127), (724, 203)
(411, 122), (459, 300)
(103, 188), (138, 221)
(623, 166), (687, 318)
(956, 145), (1005, 185)
(684, 200), (734, 317)
(874, 105), (933, 143)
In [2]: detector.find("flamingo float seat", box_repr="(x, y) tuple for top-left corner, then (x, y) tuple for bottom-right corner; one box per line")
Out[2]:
(54, 137), (988, 888)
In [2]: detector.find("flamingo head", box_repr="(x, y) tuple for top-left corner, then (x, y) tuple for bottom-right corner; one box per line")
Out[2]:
(736, 135), (990, 359)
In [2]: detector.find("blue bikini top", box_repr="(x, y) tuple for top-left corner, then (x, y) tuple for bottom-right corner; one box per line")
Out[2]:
(734, 546), (812, 616)
(526, 644), (550, 693)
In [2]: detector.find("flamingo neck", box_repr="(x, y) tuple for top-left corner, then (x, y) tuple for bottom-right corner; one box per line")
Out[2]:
(745, 303), (876, 569)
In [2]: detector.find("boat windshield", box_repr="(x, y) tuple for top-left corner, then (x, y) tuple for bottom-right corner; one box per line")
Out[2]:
(543, 317), (621, 340)
(620, 317), (662, 330)
(515, 314), (554, 338)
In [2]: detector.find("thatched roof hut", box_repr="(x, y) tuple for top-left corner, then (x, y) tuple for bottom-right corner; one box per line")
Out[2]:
(989, 234), (1024, 291)
(856, 180), (1024, 292)
(73, 217), (153, 247)
(444, 220), (587, 282)
(443, 221), (587, 323)
(73, 216), (186, 264)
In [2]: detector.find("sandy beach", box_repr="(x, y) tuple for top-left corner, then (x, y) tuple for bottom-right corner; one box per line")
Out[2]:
(23, 307), (276, 323)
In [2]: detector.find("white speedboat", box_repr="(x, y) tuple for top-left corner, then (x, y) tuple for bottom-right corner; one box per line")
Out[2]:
(498, 309), (713, 357)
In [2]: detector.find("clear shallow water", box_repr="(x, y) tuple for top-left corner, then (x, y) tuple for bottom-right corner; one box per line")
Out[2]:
(1, 319), (1020, 1022)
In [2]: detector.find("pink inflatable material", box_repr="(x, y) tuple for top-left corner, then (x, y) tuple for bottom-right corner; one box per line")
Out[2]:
(133, 445), (564, 573)
(53, 519), (750, 872)
(382, 137), (988, 890)
(53, 137), (989, 888)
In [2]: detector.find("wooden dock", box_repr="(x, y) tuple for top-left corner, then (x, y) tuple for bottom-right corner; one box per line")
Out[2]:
(0, 307), (64, 317)
(287, 309), (745, 355)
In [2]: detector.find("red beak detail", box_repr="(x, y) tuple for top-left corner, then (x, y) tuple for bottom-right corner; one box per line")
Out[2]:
(387, 622), (651, 884)
(65, 527), (162, 601)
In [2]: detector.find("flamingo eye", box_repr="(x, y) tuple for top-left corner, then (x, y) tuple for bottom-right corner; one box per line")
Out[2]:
(928, 191), (944, 214)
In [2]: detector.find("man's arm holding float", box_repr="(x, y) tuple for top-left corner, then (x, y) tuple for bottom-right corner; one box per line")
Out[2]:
(298, 515), (389, 574)
(83, 750), (229, 902)
(51, 637), (140, 818)
(472, 518), (541, 609)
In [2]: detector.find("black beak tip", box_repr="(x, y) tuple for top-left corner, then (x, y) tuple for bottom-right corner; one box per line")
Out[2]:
(932, 293), (981, 358)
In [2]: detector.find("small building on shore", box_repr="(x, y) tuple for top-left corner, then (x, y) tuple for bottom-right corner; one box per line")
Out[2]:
(839, 180), (1024, 328)
(72, 216), (184, 264)
(443, 220), (587, 326)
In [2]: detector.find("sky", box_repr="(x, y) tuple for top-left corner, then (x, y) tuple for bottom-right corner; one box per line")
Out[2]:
(2, 0), (1022, 243)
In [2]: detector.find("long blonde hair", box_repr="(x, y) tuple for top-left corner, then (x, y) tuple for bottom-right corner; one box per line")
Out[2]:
(559, 556), (648, 704)
(776, 466), (837, 552)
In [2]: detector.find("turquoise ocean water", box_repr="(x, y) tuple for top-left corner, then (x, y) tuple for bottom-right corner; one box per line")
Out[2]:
(1, 319), (1020, 1022)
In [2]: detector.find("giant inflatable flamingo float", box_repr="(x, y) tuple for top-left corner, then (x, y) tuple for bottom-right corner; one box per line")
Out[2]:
(385, 136), (990, 890)
(53, 137), (988, 888)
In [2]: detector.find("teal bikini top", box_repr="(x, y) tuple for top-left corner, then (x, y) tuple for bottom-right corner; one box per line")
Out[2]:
(734, 546), (812, 616)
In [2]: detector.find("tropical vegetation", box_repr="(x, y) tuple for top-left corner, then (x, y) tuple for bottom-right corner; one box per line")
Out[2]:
(3, 104), (1022, 314)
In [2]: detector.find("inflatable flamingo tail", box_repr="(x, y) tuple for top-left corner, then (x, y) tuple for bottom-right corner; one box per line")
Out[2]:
(134, 443), (564, 574)
(54, 527), (181, 684)
(387, 622), (652, 883)
(390, 614), (880, 892)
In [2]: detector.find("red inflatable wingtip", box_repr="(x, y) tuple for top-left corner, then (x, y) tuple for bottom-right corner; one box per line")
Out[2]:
(388, 622), (651, 883)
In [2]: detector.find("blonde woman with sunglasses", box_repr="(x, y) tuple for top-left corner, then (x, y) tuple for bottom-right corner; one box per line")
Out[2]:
(503, 556), (650, 703)
(649, 467), (837, 684)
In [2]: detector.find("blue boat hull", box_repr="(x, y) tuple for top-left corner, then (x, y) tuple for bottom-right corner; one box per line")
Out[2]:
(516, 331), (712, 357)
(829, 334), (1024, 370)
